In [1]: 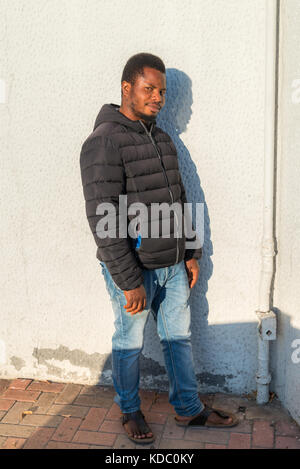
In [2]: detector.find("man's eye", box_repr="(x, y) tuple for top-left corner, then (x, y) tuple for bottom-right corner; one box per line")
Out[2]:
(145, 87), (152, 91)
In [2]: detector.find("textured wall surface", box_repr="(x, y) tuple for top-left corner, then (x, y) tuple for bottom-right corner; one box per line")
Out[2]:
(1, 0), (267, 397)
(270, 0), (300, 425)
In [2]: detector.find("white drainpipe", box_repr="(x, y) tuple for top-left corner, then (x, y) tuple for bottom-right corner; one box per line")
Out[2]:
(255, 0), (278, 404)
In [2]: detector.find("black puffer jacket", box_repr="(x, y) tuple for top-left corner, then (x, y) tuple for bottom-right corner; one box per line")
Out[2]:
(80, 104), (202, 290)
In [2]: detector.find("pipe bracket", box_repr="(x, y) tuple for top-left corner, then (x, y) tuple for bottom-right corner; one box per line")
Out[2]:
(256, 310), (277, 340)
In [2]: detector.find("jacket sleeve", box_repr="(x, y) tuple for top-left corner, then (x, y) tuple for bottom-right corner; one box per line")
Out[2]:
(80, 135), (143, 290)
(179, 176), (203, 261)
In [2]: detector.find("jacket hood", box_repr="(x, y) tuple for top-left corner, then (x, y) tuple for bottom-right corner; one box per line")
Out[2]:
(93, 103), (156, 133)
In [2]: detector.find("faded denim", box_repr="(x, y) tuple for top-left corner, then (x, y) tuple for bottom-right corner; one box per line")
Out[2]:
(99, 260), (204, 417)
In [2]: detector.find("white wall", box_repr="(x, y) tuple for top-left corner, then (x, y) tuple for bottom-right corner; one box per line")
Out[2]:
(0, 0), (268, 396)
(270, 0), (300, 425)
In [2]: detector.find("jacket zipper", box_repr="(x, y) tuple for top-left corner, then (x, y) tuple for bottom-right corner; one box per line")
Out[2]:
(139, 121), (180, 264)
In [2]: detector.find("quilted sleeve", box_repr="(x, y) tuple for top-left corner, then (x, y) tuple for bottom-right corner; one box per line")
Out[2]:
(80, 135), (144, 290)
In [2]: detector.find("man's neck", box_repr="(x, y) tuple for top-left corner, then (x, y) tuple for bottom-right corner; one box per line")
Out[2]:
(118, 106), (154, 130)
(118, 105), (139, 122)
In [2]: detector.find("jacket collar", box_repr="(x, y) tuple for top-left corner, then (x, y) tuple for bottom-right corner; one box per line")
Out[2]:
(93, 103), (156, 134)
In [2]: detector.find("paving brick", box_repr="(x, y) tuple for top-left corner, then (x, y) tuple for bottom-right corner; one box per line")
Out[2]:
(74, 394), (113, 408)
(2, 389), (40, 402)
(79, 407), (107, 431)
(212, 394), (246, 413)
(100, 419), (125, 434)
(27, 381), (65, 393)
(73, 430), (116, 446)
(0, 381), (296, 452)
(144, 423), (163, 437)
(113, 434), (137, 449)
(89, 444), (112, 449)
(251, 445), (271, 449)
(51, 417), (82, 442)
(162, 415), (185, 440)
(152, 392), (169, 402)
(204, 443), (227, 449)
(252, 420), (274, 448)
(30, 392), (57, 414)
(23, 427), (56, 449)
(105, 403), (121, 420)
(275, 436), (300, 449)
(140, 400), (153, 412)
(0, 423), (35, 438)
(0, 380), (12, 396)
(184, 427), (229, 445)
(47, 404), (89, 418)
(159, 438), (204, 449)
(46, 441), (90, 449)
(245, 404), (290, 421)
(139, 391), (157, 411)
(134, 441), (159, 449)
(0, 399), (15, 411)
(22, 413), (63, 428)
(275, 420), (300, 437)
(8, 379), (32, 390)
(139, 389), (157, 399)
(79, 385), (115, 398)
(1, 401), (33, 424)
(228, 432), (251, 449)
(150, 401), (176, 414)
(143, 410), (168, 425)
(1, 437), (26, 449)
(54, 384), (83, 404)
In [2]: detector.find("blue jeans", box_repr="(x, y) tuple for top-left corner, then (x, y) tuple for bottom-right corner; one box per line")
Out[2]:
(99, 260), (204, 417)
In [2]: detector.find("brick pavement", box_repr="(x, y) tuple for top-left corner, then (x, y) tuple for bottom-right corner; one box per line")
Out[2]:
(0, 378), (299, 449)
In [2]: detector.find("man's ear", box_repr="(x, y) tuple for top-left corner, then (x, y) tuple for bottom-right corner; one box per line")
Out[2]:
(121, 80), (131, 98)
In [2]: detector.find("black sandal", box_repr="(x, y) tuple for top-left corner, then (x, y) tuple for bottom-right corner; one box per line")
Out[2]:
(121, 410), (155, 445)
(175, 405), (239, 428)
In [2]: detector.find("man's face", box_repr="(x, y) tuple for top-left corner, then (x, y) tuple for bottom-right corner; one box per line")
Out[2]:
(122, 67), (166, 122)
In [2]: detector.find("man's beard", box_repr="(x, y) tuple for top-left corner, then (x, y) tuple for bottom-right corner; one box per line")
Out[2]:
(140, 113), (156, 123)
(130, 103), (157, 123)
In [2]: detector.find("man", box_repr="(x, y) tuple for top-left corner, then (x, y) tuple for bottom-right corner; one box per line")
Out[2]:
(80, 53), (238, 444)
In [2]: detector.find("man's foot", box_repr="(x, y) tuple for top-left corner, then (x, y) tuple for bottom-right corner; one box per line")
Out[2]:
(121, 410), (155, 444)
(175, 405), (239, 428)
(176, 410), (233, 425)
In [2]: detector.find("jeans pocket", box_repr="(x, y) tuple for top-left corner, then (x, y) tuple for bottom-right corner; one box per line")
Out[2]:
(100, 262), (124, 298)
(112, 278), (123, 293)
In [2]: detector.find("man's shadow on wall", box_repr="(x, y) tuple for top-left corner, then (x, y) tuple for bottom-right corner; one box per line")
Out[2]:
(156, 67), (213, 326)
(129, 68), (213, 385)
(101, 68), (213, 389)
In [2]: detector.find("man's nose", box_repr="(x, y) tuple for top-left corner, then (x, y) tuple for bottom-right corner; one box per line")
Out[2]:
(152, 89), (162, 103)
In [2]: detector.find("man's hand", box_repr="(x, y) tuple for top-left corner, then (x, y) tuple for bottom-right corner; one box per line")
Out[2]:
(123, 284), (147, 315)
(185, 258), (200, 289)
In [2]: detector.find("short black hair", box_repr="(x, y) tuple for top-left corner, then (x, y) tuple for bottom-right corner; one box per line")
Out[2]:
(121, 53), (165, 84)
